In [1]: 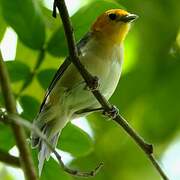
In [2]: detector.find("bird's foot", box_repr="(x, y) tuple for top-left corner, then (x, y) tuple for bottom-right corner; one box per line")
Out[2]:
(103, 105), (119, 120)
(85, 76), (99, 91)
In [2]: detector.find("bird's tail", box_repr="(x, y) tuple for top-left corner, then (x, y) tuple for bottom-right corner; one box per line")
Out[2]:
(31, 102), (69, 176)
(31, 113), (60, 176)
(37, 128), (59, 176)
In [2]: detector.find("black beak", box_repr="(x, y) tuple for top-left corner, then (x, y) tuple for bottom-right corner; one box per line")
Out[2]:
(120, 14), (138, 23)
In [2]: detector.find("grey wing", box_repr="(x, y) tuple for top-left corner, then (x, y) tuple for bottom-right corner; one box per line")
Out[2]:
(39, 58), (71, 113)
(77, 32), (92, 55)
(39, 32), (92, 113)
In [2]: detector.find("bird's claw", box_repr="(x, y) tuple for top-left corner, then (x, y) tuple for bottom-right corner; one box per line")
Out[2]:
(85, 76), (99, 91)
(103, 105), (119, 120)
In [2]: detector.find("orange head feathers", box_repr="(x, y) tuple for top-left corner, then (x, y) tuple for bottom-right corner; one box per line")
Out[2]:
(91, 9), (138, 44)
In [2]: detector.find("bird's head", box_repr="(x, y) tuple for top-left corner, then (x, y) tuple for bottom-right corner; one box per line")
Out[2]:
(91, 9), (138, 44)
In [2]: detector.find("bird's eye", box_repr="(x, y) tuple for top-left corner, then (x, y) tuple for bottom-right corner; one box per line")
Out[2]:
(108, 13), (117, 20)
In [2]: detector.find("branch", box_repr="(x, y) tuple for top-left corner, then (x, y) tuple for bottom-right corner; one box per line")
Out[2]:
(0, 50), (38, 180)
(0, 112), (103, 177)
(0, 149), (20, 168)
(53, 0), (169, 179)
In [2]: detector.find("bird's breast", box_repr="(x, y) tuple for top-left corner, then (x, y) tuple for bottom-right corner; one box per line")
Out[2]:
(81, 41), (124, 99)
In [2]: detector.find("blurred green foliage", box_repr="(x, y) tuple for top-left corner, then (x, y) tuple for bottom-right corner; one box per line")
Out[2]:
(0, 165), (13, 180)
(0, 0), (180, 179)
(0, 0), (45, 49)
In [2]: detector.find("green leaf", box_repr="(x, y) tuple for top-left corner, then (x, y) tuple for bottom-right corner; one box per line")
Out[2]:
(47, 0), (122, 57)
(6, 61), (31, 83)
(41, 158), (72, 180)
(0, 0), (45, 49)
(0, 6), (7, 41)
(0, 124), (15, 151)
(58, 123), (93, 157)
(0, 92), (4, 106)
(19, 95), (40, 120)
(15, 40), (39, 68)
(37, 69), (56, 90)
(0, 167), (14, 180)
(47, 27), (67, 57)
(41, 7), (61, 39)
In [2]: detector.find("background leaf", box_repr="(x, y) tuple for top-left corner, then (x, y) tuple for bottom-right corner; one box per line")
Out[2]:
(37, 69), (57, 90)
(58, 123), (93, 157)
(6, 61), (31, 83)
(0, 0), (45, 49)
(0, 92), (4, 106)
(19, 95), (40, 120)
(0, 125), (15, 151)
(41, 158), (72, 180)
(0, 6), (6, 41)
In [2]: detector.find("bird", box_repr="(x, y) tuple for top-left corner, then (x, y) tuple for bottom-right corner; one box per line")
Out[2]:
(31, 9), (138, 175)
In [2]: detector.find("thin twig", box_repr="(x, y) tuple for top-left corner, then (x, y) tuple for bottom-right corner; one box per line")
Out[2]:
(0, 112), (103, 177)
(52, 0), (169, 179)
(0, 149), (20, 168)
(148, 154), (169, 180)
(0, 50), (38, 180)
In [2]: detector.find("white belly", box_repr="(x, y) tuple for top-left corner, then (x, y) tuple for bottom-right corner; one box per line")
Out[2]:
(81, 43), (123, 99)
